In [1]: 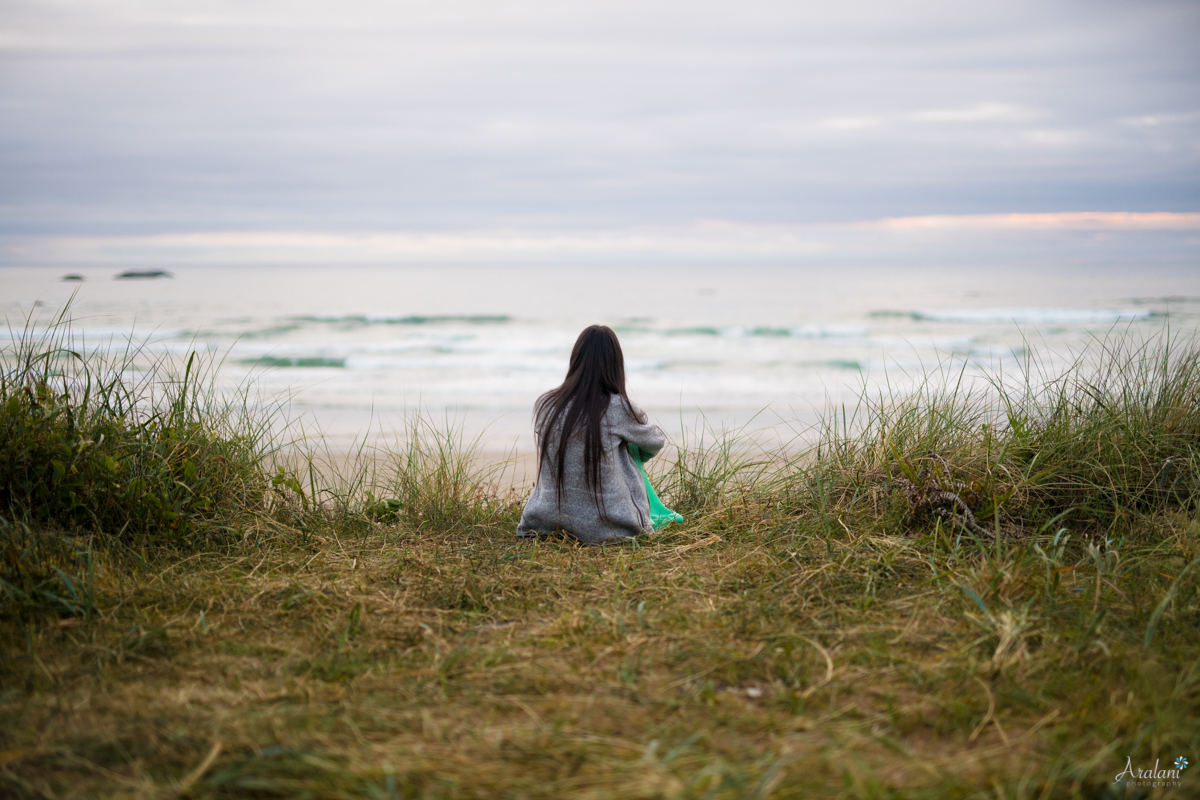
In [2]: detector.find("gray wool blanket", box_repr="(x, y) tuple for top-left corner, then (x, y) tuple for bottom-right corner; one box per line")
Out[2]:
(517, 396), (666, 544)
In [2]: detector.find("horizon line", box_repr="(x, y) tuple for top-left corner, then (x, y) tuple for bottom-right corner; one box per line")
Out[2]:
(2, 211), (1198, 265)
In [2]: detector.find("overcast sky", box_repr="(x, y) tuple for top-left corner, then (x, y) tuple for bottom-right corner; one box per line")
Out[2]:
(0, 0), (1197, 261)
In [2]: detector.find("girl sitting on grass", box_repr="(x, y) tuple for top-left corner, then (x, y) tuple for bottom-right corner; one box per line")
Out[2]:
(517, 325), (666, 544)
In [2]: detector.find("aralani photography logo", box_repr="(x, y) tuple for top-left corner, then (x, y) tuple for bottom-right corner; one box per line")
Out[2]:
(1113, 756), (1188, 787)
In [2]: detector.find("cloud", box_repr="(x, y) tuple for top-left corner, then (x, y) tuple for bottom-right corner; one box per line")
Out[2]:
(0, 0), (1197, 234)
(820, 117), (884, 130)
(1120, 110), (1200, 127)
(908, 103), (1032, 124)
(864, 211), (1200, 230)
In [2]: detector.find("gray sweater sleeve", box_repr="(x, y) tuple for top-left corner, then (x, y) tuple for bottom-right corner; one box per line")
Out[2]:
(613, 400), (666, 460)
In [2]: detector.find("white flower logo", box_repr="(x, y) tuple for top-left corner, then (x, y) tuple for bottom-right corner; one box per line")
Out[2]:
(1176, 756), (1189, 770)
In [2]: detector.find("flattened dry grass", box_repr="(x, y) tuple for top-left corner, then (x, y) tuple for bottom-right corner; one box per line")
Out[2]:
(2, 507), (1198, 798)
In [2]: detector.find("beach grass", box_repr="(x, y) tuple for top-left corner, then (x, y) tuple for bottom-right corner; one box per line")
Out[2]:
(2, 318), (1199, 798)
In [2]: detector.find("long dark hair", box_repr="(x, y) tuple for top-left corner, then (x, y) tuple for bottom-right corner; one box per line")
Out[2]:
(536, 325), (644, 502)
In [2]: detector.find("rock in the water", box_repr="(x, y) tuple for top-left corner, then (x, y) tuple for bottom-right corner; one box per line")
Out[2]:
(115, 270), (173, 280)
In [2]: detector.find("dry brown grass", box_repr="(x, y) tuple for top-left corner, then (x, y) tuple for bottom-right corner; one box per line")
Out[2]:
(3, 502), (1197, 798)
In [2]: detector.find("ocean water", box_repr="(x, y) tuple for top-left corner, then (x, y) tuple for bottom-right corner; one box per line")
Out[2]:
(3, 263), (1199, 453)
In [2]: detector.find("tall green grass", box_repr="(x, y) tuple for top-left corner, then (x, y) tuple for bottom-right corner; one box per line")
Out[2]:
(267, 413), (524, 535)
(650, 415), (779, 517)
(1, 309), (273, 617)
(812, 329), (1200, 539)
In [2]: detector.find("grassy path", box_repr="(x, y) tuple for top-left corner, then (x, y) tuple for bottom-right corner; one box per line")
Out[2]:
(4, 513), (1197, 798)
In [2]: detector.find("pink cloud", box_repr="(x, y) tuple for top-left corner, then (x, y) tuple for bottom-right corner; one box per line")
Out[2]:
(863, 212), (1200, 231)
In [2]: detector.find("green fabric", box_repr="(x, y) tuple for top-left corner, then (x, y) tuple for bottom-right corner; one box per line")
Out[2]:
(628, 443), (684, 530)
